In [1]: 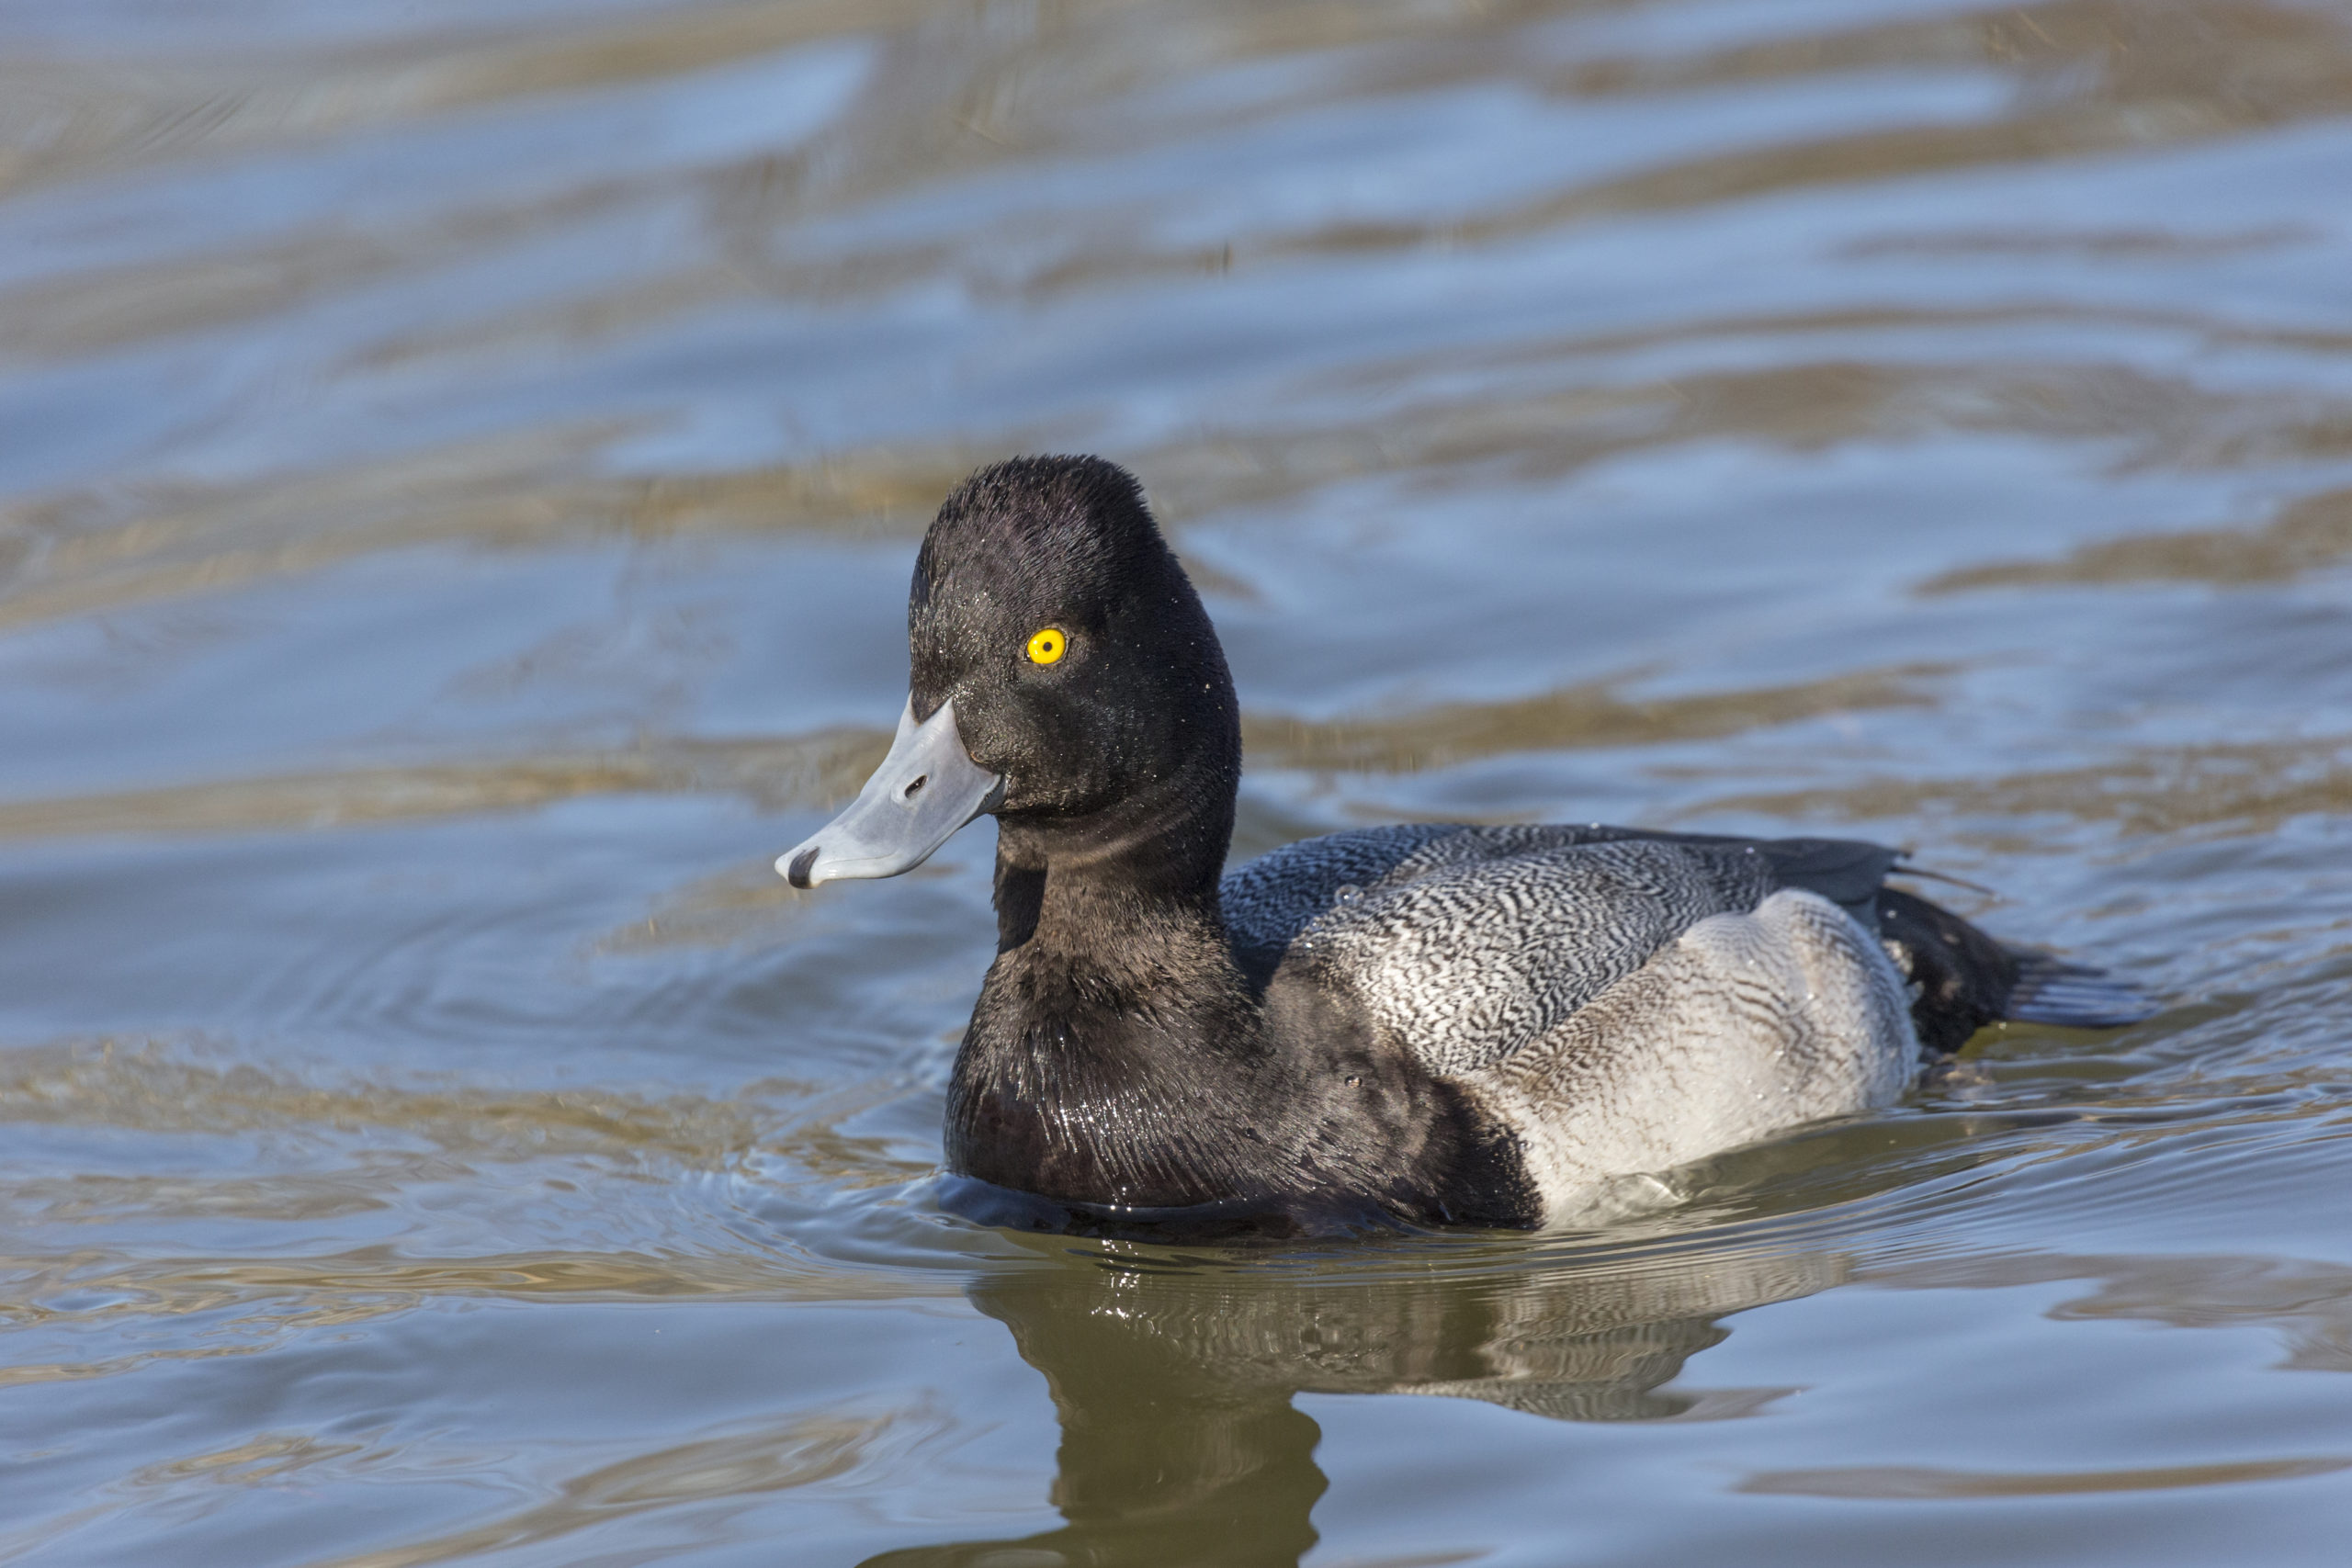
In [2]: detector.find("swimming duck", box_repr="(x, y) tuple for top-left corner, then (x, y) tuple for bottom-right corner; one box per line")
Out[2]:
(778, 456), (2149, 1233)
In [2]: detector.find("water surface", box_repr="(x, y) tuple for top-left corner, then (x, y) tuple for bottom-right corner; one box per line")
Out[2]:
(5, 1), (2352, 1562)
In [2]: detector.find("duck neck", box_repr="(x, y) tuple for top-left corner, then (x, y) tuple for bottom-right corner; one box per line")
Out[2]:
(988, 772), (1234, 956)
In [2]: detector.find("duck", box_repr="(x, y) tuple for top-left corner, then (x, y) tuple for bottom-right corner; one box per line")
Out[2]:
(777, 455), (2151, 1235)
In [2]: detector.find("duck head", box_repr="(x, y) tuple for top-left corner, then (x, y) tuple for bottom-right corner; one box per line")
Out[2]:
(778, 456), (1239, 897)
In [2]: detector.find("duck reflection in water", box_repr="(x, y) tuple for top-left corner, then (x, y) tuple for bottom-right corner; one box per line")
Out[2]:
(863, 1238), (1835, 1568)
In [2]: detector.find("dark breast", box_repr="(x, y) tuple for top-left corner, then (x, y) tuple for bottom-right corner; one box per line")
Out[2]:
(946, 950), (1542, 1232)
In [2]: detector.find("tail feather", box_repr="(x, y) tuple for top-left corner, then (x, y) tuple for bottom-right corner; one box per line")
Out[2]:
(2002, 950), (2160, 1029)
(1875, 885), (2159, 1050)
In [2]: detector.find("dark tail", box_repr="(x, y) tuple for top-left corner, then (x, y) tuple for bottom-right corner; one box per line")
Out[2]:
(2001, 950), (2160, 1031)
(1875, 886), (2156, 1054)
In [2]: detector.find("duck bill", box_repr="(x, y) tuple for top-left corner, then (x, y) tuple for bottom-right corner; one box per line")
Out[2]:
(777, 697), (1004, 888)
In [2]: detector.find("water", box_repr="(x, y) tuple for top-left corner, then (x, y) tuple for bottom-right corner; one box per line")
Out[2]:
(4, 1), (2351, 1562)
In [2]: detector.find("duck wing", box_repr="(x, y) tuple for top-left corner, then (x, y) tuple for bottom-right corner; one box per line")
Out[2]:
(1225, 825), (1868, 1075)
(1224, 825), (2155, 1076)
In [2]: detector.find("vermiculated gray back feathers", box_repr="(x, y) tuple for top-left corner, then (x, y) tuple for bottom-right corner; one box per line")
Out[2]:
(1221, 824), (1462, 958)
(1224, 825), (1899, 954)
(1224, 827), (1785, 1075)
(1219, 822), (2151, 1090)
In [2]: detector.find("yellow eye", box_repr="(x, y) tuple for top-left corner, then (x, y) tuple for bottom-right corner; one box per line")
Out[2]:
(1025, 627), (1066, 665)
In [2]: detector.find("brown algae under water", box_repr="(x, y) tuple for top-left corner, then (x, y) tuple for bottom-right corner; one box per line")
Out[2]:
(6, 0), (2352, 1564)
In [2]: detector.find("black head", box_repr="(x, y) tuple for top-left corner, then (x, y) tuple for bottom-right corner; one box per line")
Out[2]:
(910, 457), (1240, 884)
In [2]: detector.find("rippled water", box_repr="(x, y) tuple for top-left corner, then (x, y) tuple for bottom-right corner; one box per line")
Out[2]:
(5, 1), (2352, 1562)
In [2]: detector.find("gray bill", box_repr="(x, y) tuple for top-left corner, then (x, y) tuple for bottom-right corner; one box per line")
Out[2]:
(777, 696), (1004, 888)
